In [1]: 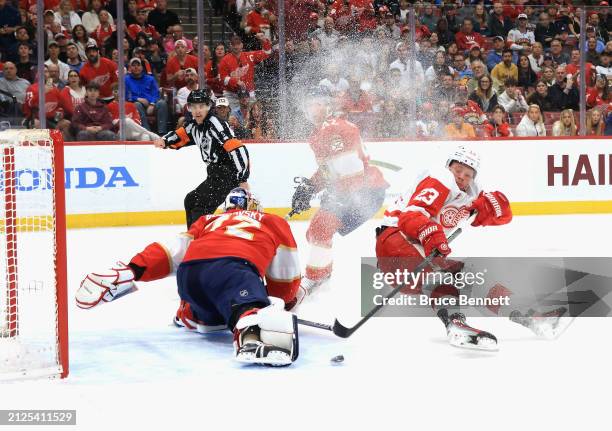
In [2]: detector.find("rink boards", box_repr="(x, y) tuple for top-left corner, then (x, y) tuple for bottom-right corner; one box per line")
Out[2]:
(9, 138), (612, 228)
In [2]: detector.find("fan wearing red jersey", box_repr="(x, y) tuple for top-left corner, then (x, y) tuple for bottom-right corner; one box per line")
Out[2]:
(290, 89), (389, 306)
(23, 66), (72, 138)
(76, 188), (302, 366)
(218, 33), (272, 109)
(376, 146), (512, 350)
(79, 42), (117, 101)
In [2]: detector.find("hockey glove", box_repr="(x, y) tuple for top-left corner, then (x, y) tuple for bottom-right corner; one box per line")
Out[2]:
(467, 191), (512, 227)
(76, 262), (136, 309)
(417, 222), (451, 257)
(291, 177), (316, 214)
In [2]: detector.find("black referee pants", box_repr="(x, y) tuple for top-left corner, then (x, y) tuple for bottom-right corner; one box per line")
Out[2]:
(184, 172), (239, 228)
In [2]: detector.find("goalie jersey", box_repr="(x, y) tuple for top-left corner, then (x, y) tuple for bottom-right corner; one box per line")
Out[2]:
(130, 209), (301, 304)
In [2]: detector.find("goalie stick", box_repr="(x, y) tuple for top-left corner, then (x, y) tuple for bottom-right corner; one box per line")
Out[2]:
(296, 217), (471, 338)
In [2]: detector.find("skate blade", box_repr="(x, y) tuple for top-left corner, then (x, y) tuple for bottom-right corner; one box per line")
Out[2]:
(172, 317), (226, 333)
(534, 317), (575, 340)
(448, 328), (499, 351)
(449, 337), (499, 352)
(235, 351), (292, 367)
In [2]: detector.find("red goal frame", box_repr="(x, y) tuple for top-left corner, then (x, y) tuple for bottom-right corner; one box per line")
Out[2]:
(2, 130), (68, 379)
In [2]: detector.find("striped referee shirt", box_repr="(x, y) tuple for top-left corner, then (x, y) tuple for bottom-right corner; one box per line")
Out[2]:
(161, 112), (250, 182)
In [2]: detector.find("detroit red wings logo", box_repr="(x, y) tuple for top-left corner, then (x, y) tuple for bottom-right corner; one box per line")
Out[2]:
(91, 74), (110, 87)
(440, 206), (470, 228)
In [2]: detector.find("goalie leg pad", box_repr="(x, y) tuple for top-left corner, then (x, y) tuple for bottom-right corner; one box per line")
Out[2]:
(234, 302), (299, 366)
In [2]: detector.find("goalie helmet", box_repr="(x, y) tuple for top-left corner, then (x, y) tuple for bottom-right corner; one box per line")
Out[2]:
(445, 146), (481, 177)
(224, 187), (262, 212)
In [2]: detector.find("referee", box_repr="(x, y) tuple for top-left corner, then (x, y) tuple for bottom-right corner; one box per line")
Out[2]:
(154, 90), (250, 228)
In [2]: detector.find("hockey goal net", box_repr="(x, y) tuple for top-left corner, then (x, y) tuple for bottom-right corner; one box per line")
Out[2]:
(0, 129), (68, 380)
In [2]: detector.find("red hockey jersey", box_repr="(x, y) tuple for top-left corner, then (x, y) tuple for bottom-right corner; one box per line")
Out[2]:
(23, 84), (71, 120)
(454, 100), (488, 126)
(79, 57), (118, 99)
(309, 117), (387, 192)
(218, 40), (272, 93)
(382, 168), (481, 237)
(107, 101), (142, 125)
(131, 209), (301, 304)
(455, 31), (486, 52)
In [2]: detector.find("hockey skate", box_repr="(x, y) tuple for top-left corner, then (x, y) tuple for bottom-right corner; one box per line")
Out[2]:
(294, 275), (331, 307)
(438, 308), (498, 351)
(509, 307), (570, 340)
(173, 300), (226, 333)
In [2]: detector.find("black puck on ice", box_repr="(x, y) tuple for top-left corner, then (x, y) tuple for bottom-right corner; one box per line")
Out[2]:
(330, 354), (344, 363)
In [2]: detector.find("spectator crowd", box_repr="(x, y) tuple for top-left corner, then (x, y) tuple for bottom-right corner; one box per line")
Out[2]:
(227, 0), (612, 138)
(0, 0), (610, 140)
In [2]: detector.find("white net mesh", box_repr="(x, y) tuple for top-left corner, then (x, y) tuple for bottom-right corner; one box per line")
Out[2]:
(0, 130), (64, 380)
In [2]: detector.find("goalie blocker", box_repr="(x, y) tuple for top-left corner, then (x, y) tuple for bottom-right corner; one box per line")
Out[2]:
(76, 188), (301, 366)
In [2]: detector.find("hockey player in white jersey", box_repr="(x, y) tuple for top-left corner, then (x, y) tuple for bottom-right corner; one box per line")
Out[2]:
(375, 146), (567, 350)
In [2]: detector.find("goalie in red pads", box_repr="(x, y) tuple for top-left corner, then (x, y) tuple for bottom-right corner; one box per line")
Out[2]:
(376, 146), (513, 350)
(76, 188), (302, 366)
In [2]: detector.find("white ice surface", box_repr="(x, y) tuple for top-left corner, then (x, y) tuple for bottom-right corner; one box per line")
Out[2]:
(2, 214), (612, 431)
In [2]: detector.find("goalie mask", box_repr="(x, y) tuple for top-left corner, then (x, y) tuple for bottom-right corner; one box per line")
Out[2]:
(224, 187), (262, 212)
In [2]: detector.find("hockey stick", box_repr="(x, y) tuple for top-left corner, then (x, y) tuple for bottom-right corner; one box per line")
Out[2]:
(369, 159), (403, 172)
(330, 226), (465, 338)
(296, 219), (470, 338)
(284, 209), (298, 220)
(297, 318), (332, 331)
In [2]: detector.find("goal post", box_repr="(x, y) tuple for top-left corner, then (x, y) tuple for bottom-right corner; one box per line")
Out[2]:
(0, 129), (68, 380)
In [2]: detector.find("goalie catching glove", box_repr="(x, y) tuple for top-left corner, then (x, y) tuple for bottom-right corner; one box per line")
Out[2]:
(467, 191), (512, 227)
(76, 262), (136, 309)
(290, 177), (317, 214)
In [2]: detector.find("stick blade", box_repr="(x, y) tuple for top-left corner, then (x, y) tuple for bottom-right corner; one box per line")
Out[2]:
(332, 319), (353, 338)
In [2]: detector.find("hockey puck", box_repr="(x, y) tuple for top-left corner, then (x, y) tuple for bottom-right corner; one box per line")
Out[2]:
(330, 354), (344, 364)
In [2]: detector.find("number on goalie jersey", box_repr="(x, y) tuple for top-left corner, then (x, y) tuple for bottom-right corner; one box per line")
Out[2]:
(128, 209), (302, 309)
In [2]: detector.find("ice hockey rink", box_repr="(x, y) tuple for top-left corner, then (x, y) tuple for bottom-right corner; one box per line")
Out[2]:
(2, 212), (610, 431)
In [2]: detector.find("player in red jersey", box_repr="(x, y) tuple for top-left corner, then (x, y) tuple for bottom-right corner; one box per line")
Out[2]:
(79, 41), (118, 101)
(289, 88), (388, 305)
(375, 146), (575, 350)
(76, 188), (302, 366)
